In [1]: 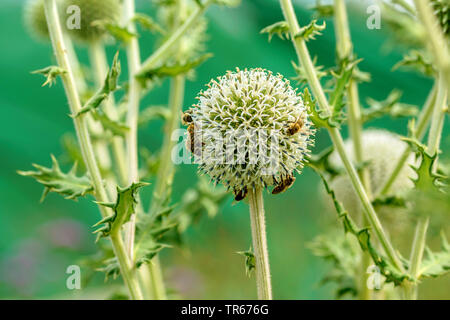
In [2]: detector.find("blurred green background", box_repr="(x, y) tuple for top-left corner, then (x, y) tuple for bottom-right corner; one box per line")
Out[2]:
(0, 0), (448, 299)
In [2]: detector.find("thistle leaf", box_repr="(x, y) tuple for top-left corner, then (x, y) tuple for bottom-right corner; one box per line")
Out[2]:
(136, 243), (171, 268)
(295, 20), (326, 42)
(303, 88), (331, 128)
(92, 20), (137, 43)
(138, 105), (171, 127)
(292, 57), (327, 86)
(94, 182), (149, 239)
(74, 52), (122, 117)
(136, 53), (213, 82)
(312, 168), (410, 285)
(363, 90), (419, 122)
(97, 257), (121, 281)
(260, 21), (290, 41)
(237, 247), (255, 277)
(31, 66), (67, 87)
(18, 155), (93, 202)
(311, 0), (334, 18)
(419, 233), (450, 278)
(92, 111), (129, 137)
(392, 50), (435, 76)
(132, 14), (165, 34)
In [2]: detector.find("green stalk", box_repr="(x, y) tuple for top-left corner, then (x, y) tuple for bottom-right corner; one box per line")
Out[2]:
(137, 0), (212, 76)
(427, 73), (448, 156)
(279, 0), (405, 273)
(414, 0), (450, 93)
(334, 0), (373, 300)
(43, 0), (143, 300)
(248, 186), (272, 300)
(378, 82), (437, 197)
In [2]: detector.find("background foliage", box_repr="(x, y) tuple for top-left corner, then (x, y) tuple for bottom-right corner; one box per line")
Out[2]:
(0, 0), (448, 299)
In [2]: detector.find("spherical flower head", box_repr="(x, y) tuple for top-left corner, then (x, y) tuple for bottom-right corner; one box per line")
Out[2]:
(62, 0), (121, 42)
(186, 68), (315, 196)
(24, 0), (49, 40)
(431, 0), (450, 37)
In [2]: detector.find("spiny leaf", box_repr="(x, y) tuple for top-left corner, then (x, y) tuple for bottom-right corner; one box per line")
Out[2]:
(92, 111), (129, 137)
(31, 66), (67, 87)
(303, 88), (332, 128)
(311, 0), (334, 18)
(307, 146), (340, 178)
(237, 247), (255, 277)
(74, 52), (121, 117)
(392, 50), (435, 76)
(18, 155), (93, 202)
(136, 53), (213, 82)
(419, 232), (450, 278)
(97, 257), (121, 281)
(132, 14), (165, 34)
(329, 58), (362, 112)
(136, 243), (171, 268)
(312, 168), (410, 285)
(94, 182), (149, 239)
(260, 21), (290, 41)
(292, 57), (327, 86)
(92, 20), (137, 43)
(363, 90), (419, 122)
(403, 137), (447, 192)
(295, 19), (326, 42)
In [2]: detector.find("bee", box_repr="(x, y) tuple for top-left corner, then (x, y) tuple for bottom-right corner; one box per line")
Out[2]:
(182, 110), (193, 125)
(186, 123), (203, 156)
(272, 175), (296, 195)
(234, 186), (248, 201)
(287, 115), (304, 136)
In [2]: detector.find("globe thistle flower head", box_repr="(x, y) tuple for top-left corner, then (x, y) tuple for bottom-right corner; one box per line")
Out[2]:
(24, 0), (49, 40)
(186, 68), (315, 197)
(431, 0), (450, 36)
(62, 0), (121, 42)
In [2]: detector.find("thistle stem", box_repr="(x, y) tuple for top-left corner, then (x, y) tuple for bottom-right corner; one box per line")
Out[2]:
(334, 0), (373, 300)
(279, 0), (405, 273)
(427, 73), (448, 156)
(43, 0), (143, 300)
(137, 0), (212, 75)
(248, 187), (272, 300)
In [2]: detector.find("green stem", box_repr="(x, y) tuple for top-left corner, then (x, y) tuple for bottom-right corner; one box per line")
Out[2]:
(280, 0), (405, 273)
(333, 0), (372, 299)
(248, 186), (272, 300)
(43, 0), (143, 300)
(148, 257), (167, 300)
(137, 0), (212, 76)
(406, 217), (430, 299)
(378, 82), (437, 197)
(427, 72), (448, 156)
(414, 0), (450, 93)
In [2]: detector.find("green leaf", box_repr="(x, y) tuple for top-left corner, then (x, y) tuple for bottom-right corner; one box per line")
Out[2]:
(403, 137), (447, 192)
(237, 247), (255, 277)
(74, 52), (121, 117)
(92, 20), (137, 43)
(138, 105), (171, 127)
(363, 90), (419, 122)
(292, 57), (327, 86)
(136, 53), (213, 82)
(92, 111), (129, 137)
(94, 182), (149, 239)
(311, 0), (334, 18)
(260, 21), (290, 41)
(392, 50), (435, 76)
(307, 146), (340, 178)
(302, 88), (332, 128)
(18, 155), (93, 202)
(97, 257), (121, 281)
(420, 233), (450, 278)
(295, 20), (326, 42)
(136, 243), (171, 268)
(329, 58), (361, 112)
(312, 168), (410, 285)
(132, 14), (165, 34)
(31, 66), (67, 87)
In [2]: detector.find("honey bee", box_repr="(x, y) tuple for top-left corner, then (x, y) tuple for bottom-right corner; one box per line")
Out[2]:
(234, 186), (248, 201)
(272, 175), (296, 195)
(287, 116), (304, 136)
(186, 123), (203, 156)
(182, 111), (193, 125)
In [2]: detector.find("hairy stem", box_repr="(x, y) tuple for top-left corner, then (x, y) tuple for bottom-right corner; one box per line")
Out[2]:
(248, 187), (272, 300)
(43, 0), (143, 300)
(280, 0), (404, 272)
(334, 0), (373, 300)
